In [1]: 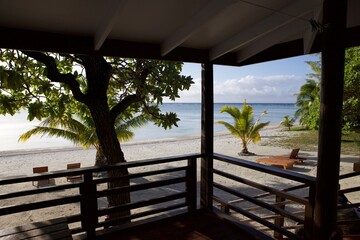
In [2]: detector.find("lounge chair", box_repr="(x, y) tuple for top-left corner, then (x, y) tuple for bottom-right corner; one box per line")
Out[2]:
(287, 148), (306, 162)
(32, 166), (50, 187)
(66, 163), (83, 182)
(256, 149), (306, 170)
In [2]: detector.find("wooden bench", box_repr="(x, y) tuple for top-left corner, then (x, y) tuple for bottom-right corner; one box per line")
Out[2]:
(0, 218), (72, 240)
(66, 163), (83, 182)
(32, 166), (50, 187)
(354, 160), (360, 172)
(256, 157), (297, 170)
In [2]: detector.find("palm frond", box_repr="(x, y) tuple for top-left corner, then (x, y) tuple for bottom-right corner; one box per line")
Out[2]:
(219, 106), (241, 122)
(249, 121), (270, 142)
(215, 120), (240, 138)
(115, 115), (150, 142)
(117, 130), (134, 142)
(18, 126), (82, 144)
(41, 117), (87, 134)
(116, 115), (150, 130)
(240, 103), (254, 125)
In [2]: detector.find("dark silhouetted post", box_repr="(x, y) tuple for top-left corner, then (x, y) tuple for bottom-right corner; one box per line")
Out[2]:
(200, 63), (214, 209)
(314, 0), (347, 239)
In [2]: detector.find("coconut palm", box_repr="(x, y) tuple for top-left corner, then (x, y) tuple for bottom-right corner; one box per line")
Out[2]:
(295, 60), (321, 127)
(216, 101), (270, 155)
(18, 113), (150, 167)
(280, 115), (295, 130)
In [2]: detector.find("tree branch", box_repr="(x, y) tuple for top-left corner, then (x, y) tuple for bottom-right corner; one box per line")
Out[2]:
(110, 94), (143, 121)
(77, 55), (112, 95)
(22, 51), (87, 104)
(110, 60), (150, 121)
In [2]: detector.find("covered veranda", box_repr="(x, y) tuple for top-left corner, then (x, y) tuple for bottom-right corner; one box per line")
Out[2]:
(0, 0), (360, 239)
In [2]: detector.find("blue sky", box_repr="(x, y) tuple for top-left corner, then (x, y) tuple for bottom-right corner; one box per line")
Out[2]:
(175, 54), (319, 103)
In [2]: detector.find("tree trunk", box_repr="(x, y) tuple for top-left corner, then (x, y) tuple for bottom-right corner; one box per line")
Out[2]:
(82, 56), (130, 224)
(94, 146), (108, 177)
(95, 146), (107, 167)
(242, 147), (249, 154)
(89, 98), (131, 223)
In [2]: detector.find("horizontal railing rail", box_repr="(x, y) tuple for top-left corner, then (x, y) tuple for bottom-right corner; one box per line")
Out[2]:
(0, 154), (200, 239)
(213, 153), (316, 185)
(213, 153), (316, 240)
(337, 171), (360, 236)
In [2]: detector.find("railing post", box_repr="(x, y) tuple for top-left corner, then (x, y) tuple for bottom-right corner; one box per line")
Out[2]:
(186, 157), (197, 212)
(80, 171), (98, 239)
(274, 195), (285, 239)
(304, 183), (316, 240)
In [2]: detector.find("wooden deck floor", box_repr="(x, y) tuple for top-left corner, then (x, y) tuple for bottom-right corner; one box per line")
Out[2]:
(95, 210), (272, 240)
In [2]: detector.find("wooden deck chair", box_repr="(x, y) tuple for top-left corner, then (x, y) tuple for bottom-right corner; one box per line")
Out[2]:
(256, 148), (306, 169)
(288, 148), (306, 162)
(66, 163), (83, 182)
(32, 166), (50, 187)
(256, 157), (296, 170)
(289, 148), (300, 159)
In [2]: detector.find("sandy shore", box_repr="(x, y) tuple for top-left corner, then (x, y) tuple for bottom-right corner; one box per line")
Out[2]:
(0, 125), (359, 228)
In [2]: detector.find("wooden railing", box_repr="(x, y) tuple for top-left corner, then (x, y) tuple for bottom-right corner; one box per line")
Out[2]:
(0, 154), (199, 239)
(2, 152), (357, 239)
(337, 171), (360, 237)
(212, 153), (317, 240)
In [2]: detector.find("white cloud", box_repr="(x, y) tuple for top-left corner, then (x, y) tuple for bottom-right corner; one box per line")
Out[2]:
(166, 74), (305, 103)
(177, 78), (202, 102)
(172, 74), (304, 103)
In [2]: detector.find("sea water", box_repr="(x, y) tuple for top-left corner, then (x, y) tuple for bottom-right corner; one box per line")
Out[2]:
(0, 103), (297, 151)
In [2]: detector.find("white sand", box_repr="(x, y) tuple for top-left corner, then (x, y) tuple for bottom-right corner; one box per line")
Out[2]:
(0, 125), (358, 228)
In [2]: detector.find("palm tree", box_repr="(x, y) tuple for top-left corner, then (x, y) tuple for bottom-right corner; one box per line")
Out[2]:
(216, 101), (270, 155)
(295, 60), (321, 126)
(280, 115), (295, 130)
(19, 114), (150, 167)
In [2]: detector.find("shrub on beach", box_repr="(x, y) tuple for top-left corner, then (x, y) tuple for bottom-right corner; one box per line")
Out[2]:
(280, 115), (295, 131)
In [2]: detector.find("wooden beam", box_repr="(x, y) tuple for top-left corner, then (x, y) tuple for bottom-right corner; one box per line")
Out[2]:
(94, 0), (128, 50)
(313, 0), (347, 239)
(161, 0), (233, 56)
(236, 17), (308, 63)
(210, 0), (321, 61)
(200, 63), (214, 209)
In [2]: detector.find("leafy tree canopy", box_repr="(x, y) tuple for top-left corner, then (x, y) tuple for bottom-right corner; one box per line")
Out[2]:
(0, 50), (193, 129)
(343, 47), (360, 131)
(295, 59), (321, 129)
(296, 47), (360, 131)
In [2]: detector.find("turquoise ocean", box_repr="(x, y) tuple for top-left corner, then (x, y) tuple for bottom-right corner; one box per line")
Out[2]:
(0, 103), (297, 151)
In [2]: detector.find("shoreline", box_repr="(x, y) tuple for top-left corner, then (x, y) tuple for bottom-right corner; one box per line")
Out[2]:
(0, 124), (284, 157)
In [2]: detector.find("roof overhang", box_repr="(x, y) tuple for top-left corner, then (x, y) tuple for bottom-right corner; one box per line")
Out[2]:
(0, 0), (359, 66)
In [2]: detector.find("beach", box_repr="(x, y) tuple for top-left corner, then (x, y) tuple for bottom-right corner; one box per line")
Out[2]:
(0, 125), (359, 229)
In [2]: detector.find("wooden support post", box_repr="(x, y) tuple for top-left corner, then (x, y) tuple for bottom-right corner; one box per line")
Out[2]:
(304, 183), (316, 240)
(274, 196), (285, 239)
(186, 157), (197, 212)
(200, 62), (214, 209)
(313, 0), (347, 239)
(80, 172), (98, 239)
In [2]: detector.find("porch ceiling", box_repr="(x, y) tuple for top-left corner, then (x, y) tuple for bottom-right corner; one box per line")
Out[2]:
(0, 0), (359, 66)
